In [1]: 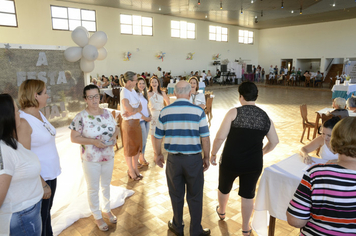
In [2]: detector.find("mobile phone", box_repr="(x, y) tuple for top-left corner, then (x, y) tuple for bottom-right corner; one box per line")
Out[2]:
(105, 140), (115, 146)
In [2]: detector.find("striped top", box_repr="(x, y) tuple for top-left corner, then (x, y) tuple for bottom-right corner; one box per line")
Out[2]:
(287, 164), (356, 236)
(154, 98), (209, 154)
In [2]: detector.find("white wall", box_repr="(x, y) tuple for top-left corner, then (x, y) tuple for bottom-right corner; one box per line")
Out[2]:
(0, 0), (260, 78)
(258, 18), (356, 74)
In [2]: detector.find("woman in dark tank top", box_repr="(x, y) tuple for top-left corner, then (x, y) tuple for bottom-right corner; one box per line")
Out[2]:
(210, 82), (279, 236)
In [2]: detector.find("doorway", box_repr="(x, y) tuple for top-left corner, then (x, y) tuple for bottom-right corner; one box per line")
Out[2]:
(281, 59), (293, 73)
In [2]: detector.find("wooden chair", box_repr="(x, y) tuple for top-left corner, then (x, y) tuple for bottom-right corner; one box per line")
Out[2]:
(265, 74), (270, 84)
(112, 110), (124, 150)
(205, 95), (213, 126)
(300, 104), (317, 143)
(108, 88), (120, 109)
(304, 77), (311, 87)
(329, 77), (337, 89)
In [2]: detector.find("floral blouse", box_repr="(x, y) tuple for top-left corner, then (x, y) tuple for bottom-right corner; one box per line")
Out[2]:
(69, 109), (116, 162)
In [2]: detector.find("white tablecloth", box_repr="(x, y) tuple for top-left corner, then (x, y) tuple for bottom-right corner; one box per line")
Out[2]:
(100, 88), (113, 97)
(316, 107), (356, 117)
(331, 83), (356, 94)
(251, 154), (327, 236)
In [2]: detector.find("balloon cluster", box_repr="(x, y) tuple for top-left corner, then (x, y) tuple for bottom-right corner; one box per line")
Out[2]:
(212, 53), (221, 60)
(123, 52), (132, 61)
(186, 52), (195, 60)
(156, 51), (166, 62)
(64, 26), (107, 73)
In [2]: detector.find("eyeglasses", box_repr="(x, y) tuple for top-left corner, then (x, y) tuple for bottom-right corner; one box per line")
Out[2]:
(86, 94), (100, 100)
(43, 122), (55, 136)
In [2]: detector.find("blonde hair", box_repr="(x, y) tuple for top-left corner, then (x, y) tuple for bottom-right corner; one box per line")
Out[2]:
(18, 79), (46, 109)
(188, 76), (199, 91)
(330, 117), (356, 158)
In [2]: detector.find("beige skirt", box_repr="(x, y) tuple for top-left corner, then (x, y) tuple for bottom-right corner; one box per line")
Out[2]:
(122, 119), (142, 157)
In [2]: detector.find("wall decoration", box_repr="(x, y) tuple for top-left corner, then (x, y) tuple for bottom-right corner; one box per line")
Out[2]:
(212, 53), (221, 60)
(186, 52), (195, 60)
(123, 51), (132, 61)
(156, 51), (166, 61)
(64, 26), (108, 73)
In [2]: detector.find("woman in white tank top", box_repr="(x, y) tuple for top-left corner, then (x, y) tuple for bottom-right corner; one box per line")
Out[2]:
(300, 116), (341, 164)
(17, 79), (61, 236)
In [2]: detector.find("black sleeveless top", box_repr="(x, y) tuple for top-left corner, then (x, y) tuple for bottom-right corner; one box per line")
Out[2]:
(220, 105), (271, 172)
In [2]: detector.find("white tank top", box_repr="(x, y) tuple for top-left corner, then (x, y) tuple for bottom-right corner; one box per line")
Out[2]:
(320, 142), (338, 161)
(20, 111), (61, 181)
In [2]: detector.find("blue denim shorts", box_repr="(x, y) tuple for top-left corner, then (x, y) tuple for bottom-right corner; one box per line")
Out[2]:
(10, 200), (42, 236)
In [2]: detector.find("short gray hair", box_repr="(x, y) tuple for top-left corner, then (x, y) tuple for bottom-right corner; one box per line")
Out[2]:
(174, 82), (191, 95)
(334, 97), (346, 109)
(347, 96), (356, 108)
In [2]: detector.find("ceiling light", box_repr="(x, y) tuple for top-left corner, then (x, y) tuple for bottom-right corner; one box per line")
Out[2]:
(205, 15), (207, 18)
(159, 7), (161, 11)
(198, 0), (200, 5)
(251, 0), (254, 3)
(220, 2), (222, 9)
(332, 3), (335, 7)
(291, 10), (294, 13)
(281, 0), (284, 8)
(255, 15), (257, 18)
(300, 7), (302, 14)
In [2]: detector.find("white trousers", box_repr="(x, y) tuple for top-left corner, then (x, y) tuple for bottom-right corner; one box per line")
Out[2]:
(82, 158), (114, 220)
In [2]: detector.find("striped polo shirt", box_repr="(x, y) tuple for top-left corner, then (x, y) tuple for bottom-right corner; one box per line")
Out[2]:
(287, 164), (356, 236)
(154, 98), (210, 154)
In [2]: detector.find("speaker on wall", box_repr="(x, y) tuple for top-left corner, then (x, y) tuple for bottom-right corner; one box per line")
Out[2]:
(247, 64), (252, 73)
(221, 64), (227, 72)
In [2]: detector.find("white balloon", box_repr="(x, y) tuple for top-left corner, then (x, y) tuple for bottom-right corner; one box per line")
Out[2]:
(97, 47), (107, 60)
(82, 45), (98, 61)
(72, 27), (89, 47)
(76, 26), (89, 38)
(64, 47), (82, 62)
(88, 31), (108, 49)
(80, 58), (95, 73)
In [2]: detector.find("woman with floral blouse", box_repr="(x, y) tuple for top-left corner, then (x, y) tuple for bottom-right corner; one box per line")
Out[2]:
(69, 84), (119, 232)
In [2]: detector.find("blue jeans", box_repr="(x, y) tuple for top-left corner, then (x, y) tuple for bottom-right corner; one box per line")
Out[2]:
(140, 120), (150, 154)
(10, 200), (42, 236)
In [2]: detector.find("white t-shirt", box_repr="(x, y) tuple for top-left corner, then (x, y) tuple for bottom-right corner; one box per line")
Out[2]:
(120, 87), (142, 120)
(156, 70), (162, 78)
(189, 92), (206, 106)
(20, 111), (61, 181)
(0, 141), (43, 235)
(201, 73), (207, 80)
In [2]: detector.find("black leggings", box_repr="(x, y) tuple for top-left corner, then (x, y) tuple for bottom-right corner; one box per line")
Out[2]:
(218, 165), (261, 199)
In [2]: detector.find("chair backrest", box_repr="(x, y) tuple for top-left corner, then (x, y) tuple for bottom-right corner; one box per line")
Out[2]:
(205, 96), (213, 113)
(300, 104), (309, 123)
(321, 114), (333, 124)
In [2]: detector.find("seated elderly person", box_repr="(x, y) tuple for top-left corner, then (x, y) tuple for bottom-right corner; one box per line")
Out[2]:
(347, 95), (356, 112)
(287, 117), (356, 235)
(328, 97), (349, 118)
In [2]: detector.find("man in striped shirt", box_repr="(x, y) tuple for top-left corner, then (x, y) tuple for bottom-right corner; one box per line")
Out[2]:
(155, 81), (211, 236)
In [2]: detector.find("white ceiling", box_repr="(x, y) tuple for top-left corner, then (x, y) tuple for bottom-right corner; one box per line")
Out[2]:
(57, 0), (356, 29)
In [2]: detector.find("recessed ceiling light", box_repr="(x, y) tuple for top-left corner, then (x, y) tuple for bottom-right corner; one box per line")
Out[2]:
(291, 10), (294, 13)
(159, 7), (161, 11)
(332, 3), (335, 7)
(205, 15), (207, 18)
(255, 15), (257, 18)
(251, 0), (254, 3)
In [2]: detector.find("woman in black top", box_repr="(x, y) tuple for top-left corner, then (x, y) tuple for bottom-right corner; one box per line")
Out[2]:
(210, 82), (279, 236)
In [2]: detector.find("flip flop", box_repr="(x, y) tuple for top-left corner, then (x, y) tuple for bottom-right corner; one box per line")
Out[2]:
(216, 206), (225, 220)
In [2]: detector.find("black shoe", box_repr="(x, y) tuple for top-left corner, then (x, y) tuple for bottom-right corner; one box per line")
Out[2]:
(168, 220), (184, 236)
(199, 228), (211, 236)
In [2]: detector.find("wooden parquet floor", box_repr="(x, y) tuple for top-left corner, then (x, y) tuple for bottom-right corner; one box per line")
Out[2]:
(59, 84), (332, 236)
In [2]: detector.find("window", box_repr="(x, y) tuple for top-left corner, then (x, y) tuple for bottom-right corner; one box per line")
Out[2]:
(239, 30), (254, 44)
(50, 6), (96, 31)
(171, 20), (195, 39)
(120, 14), (152, 36)
(209, 25), (228, 42)
(0, 0), (17, 27)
